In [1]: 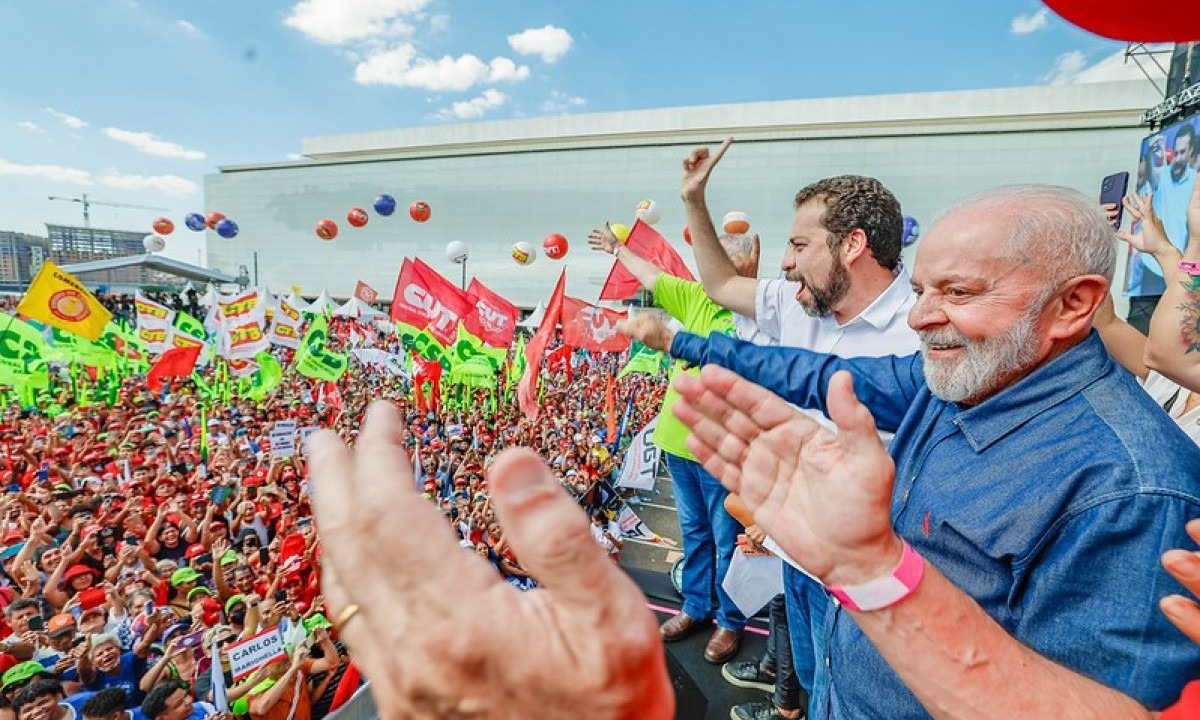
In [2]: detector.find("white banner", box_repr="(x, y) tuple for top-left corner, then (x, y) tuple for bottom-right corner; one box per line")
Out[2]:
(226, 628), (287, 680)
(269, 427), (296, 458)
(615, 421), (659, 491)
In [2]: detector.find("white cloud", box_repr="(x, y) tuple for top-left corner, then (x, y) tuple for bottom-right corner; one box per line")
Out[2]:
(1041, 44), (1170, 85)
(507, 25), (573, 63)
(102, 127), (206, 160)
(540, 90), (587, 114)
(44, 107), (88, 129)
(435, 89), (507, 120)
(177, 19), (199, 34)
(100, 171), (198, 197)
(354, 44), (529, 91)
(429, 13), (449, 34)
(0, 157), (92, 185)
(286, 153), (305, 160)
(283, 0), (428, 44)
(1010, 8), (1049, 35)
(17, 121), (46, 135)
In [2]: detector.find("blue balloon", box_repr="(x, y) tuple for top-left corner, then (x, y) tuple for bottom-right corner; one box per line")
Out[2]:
(184, 213), (206, 232)
(373, 193), (396, 216)
(215, 218), (239, 239)
(901, 216), (920, 248)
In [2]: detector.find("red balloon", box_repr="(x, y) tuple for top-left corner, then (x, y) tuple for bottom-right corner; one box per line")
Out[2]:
(152, 217), (174, 235)
(315, 219), (338, 241)
(543, 233), (568, 260)
(683, 226), (692, 245)
(409, 201), (431, 223)
(1043, 0), (1200, 42)
(346, 207), (369, 228)
(205, 212), (225, 230)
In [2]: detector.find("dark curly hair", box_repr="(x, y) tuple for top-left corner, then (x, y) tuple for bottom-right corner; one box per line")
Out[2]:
(793, 175), (903, 271)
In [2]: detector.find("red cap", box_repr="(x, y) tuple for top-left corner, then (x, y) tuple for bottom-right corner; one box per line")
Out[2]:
(184, 543), (208, 560)
(78, 586), (107, 611)
(63, 564), (97, 583)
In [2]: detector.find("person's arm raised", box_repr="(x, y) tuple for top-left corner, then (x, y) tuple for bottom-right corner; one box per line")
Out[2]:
(674, 367), (1157, 720)
(1144, 181), (1200, 389)
(680, 138), (759, 318)
(587, 224), (661, 293)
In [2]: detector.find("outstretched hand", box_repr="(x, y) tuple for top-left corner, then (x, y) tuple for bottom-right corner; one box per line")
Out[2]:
(1117, 194), (1171, 255)
(672, 366), (902, 586)
(586, 224), (620, 255)
(309, 401), (672, 720)
(617, 312), (676, 354)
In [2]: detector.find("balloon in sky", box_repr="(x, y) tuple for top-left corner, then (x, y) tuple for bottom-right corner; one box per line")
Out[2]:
(373, 194), (396, 216)
(315, 219), (338, 241)
(542, 233), (568, 260)
(184, 213), (206, 232)
(722, 211), (751, 235)
(409, 201), (431, 223)
(609, 223), (631, 244)
(152, 217), (174, 235)
(682, 226), (692, 245)
(142, 234), (166, 253)
(205, 212), (226, 230)
(511, 241), (536, 266)
(445, 240), (469, 263)
(901, 216), (920, 248)
(215, 218), (239, 239)
(347, 207), (369, 228)
(634, 199), (661, 225)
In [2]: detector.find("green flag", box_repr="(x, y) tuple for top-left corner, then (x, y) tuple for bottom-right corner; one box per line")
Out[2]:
(450, 324), (506, 373)
(246, 351), (283, 401)
(172, 311), (206, 341)
(618, 342), (668, 378)
(295, 314), (348, 381)
(396, 321), (449, 369)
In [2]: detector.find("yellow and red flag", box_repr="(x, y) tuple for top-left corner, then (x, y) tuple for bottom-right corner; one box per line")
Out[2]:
(17, 261), (112, 341)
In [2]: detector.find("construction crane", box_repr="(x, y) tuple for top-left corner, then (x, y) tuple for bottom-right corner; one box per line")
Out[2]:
(47, 193), (168, 228)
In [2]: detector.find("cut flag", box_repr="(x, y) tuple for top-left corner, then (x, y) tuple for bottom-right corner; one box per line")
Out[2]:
(598, 220), (695, 301)
(18, 261), (113, 341)
(146, 344), (202, 393)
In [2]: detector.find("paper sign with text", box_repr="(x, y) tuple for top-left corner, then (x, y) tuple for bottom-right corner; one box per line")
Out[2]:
(226, 628), (287, 680)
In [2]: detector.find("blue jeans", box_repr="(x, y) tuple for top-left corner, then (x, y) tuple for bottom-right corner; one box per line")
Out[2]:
(666, 453), (745, 632)
(783, 563), (828, 710)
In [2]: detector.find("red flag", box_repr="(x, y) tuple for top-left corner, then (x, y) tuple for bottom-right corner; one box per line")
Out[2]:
(147, 345), (201, 393)
(598, 219), (695, 301)
(561, 297), (630, 352)
(464, 278), (519, 348)
(389, 258), (470, 345)
(518, 270), (566, 420)
(353, 280), (379, 305)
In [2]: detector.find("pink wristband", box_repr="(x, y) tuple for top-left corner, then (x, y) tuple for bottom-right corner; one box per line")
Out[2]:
(827, 540), (925, 613)
(1178, 260), (1200, 277)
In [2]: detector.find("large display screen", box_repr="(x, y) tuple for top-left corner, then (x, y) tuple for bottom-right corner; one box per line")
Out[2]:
(1127, 113), (1199, 296)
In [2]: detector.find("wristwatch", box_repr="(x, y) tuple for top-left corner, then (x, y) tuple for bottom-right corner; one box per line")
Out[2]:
(827, 540), (925, 612)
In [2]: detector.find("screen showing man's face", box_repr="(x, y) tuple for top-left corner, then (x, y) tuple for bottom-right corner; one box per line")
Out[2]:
(1172, 133), (1193, 181)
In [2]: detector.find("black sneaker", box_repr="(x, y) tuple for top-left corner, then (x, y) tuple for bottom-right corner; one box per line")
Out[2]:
(729, 700), (802, 720)
(721, 660), (775, 692)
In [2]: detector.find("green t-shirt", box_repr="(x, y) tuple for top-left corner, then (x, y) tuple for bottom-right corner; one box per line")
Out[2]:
(650, 275), (735, 459)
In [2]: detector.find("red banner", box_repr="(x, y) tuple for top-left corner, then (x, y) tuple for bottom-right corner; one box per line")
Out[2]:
(599, 219), (696, 301)
(146, 345), (201, 393)
(562, 297), (630, 352)
(518, 270), (566, 420)
(464, 278), (519, 348)
(354, 280), (379, 305)
(389, 258), (470, 346)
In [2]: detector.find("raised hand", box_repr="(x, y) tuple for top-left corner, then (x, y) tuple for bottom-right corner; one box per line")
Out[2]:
(681, 137), (733, 203)
(309, 401), (672, 720)
(1117, 194), (1171, 255)
(586, 224), (620, 255)
(672, 366), (902, 586)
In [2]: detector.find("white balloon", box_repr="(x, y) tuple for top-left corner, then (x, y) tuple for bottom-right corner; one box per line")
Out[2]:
(143, 234), (166, 253)
(634, 199), (661, 225)
(511, 241), (536, 266)
(445, 240), (469, 263)
(722, 211), (751, 235)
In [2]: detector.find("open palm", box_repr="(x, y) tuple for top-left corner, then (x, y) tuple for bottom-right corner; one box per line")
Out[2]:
(672, 366), (902, 586)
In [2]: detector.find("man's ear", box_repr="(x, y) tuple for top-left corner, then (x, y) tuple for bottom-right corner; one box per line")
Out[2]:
(1049, 275), (1109, 341)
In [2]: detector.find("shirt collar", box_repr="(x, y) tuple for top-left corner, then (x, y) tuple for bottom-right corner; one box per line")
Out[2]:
(952, 331), (1112, 453)
(845, 265), (913, 331)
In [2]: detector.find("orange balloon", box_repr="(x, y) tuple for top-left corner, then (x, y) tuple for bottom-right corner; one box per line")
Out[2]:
(152, 217), (174, 235)
(682, 226), (692, 245)
(315, 219), (338, 240)
(346, 207), (368, 228)
(409, 201), (431, 223)
(543, 233), (568, 260)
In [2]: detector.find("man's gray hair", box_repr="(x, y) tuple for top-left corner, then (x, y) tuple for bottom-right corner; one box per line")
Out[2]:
(718, 233), (755, 257)
(943, 184), (1116, 285)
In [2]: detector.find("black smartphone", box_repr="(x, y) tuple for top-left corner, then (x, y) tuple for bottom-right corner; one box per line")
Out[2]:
(274, 590), (288, 602)
(258, 548), (270, 566)
(27, 616), (44, 632)
(1099, 172), (1130, 229)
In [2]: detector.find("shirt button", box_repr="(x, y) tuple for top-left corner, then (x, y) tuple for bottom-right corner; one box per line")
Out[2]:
(825, 655), (831, 667)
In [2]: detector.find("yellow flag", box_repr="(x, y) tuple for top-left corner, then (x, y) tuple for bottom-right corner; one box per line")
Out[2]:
(17, 260), (113, 341)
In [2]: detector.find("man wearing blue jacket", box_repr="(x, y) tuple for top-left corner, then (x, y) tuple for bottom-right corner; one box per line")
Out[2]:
(622, 183), (1200, 719)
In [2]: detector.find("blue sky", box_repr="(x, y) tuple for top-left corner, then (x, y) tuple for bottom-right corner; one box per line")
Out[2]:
(0, 0), (1159, 265)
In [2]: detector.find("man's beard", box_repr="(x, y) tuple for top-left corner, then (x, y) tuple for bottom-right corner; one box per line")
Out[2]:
(919, 302), (1043, 403)
(788, 257), (851, 318)
(1172, 156), (1190, 182)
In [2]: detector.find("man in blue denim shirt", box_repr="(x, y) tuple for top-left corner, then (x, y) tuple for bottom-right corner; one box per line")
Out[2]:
(624, 185), (1200, 718)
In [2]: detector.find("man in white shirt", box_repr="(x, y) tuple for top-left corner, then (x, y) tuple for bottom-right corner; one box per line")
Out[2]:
(676, 137), (919, 719)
